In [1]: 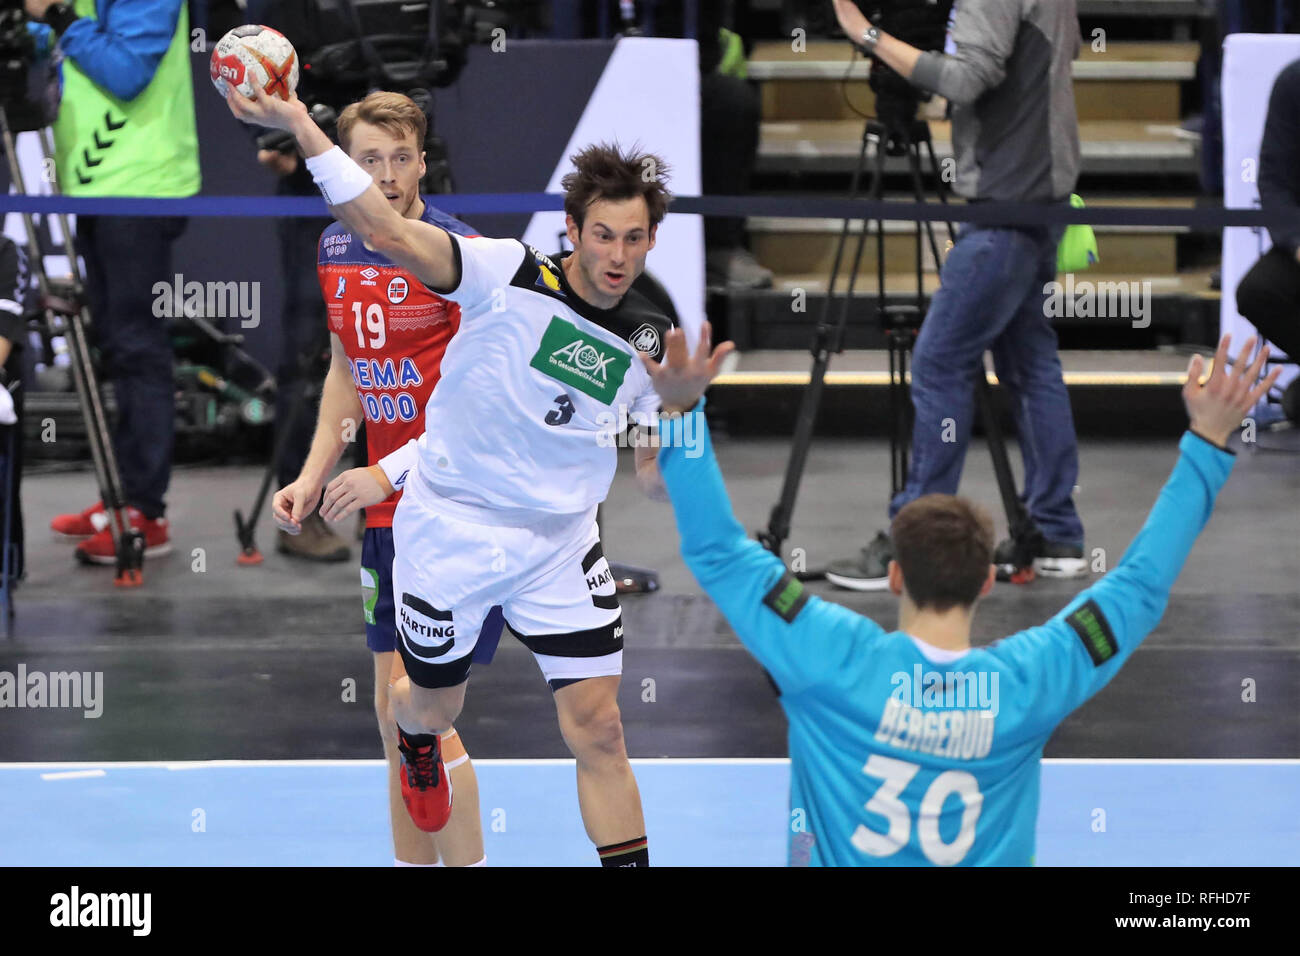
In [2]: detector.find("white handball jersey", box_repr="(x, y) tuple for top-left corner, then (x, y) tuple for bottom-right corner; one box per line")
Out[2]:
(405, 234), (673, 516)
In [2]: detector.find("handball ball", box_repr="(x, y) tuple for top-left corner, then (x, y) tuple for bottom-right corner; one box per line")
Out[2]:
(210, 25), (299, 101)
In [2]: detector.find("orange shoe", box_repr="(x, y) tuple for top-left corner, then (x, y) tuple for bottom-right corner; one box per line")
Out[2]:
(51, 501), (107, 538)
(74, 508), (171, 565)
(397, 726), (453, 832)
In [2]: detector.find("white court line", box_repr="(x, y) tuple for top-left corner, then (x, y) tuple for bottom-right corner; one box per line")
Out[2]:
(2, 758), (1297, 771)
(40, 770), (106, 780)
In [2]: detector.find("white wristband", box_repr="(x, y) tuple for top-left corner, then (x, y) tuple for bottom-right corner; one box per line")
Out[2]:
(378, 438), (420, 491)
(304, 146), (373, 207)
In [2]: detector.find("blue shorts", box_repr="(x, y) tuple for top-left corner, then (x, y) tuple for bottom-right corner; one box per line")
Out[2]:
(360, 527), (505, 662)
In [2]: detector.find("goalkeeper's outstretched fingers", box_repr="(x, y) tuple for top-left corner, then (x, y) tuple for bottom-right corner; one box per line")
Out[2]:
(1183, 334), (1284, 447)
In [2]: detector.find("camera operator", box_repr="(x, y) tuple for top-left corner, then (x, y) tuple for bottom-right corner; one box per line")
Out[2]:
(31, 0), (200, 565)
(825, 0), (1088, 589)
(1235, 57), (1300, 425)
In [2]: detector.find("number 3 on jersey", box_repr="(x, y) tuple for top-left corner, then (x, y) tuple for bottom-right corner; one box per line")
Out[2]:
(545, 393), (575, 426)
(352, 302), (386, 350)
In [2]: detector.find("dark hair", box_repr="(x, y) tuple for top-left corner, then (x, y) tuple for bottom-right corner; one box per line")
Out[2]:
(337, 91), (427, 155)
(890, 495), (994, 613)
(561, 142), (672, 231)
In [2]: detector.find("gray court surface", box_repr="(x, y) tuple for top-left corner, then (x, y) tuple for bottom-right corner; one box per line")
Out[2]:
(2, 428), (1297, 761)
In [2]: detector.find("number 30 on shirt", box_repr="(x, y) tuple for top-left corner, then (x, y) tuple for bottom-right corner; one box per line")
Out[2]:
(352, 302), (386, 350)
(853, 754), (983, 866)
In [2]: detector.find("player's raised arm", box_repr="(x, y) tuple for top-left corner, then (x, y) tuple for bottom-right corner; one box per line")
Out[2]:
(997, 335), (1282, 727)
(645, 326), (885, 693)
(224, 85), (457, 290)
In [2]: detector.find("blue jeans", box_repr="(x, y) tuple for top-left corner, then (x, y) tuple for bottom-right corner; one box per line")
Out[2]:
(80, 215), (188, 520)
(888, 220), (1085, 546)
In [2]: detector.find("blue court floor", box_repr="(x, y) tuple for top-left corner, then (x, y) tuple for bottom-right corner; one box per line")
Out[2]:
(1, 760), (1295, 866)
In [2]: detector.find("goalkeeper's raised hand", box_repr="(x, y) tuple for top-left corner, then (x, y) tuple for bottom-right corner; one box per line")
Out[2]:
(1184, 334), (1283, 449)
(638, 322), (735, 415)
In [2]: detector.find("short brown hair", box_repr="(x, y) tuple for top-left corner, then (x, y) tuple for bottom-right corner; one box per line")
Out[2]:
(337, 91), (427, 155)
(890, 495), (994, 613)
(561, 142), (672, 231)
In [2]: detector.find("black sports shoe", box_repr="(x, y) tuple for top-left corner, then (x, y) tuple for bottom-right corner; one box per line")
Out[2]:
(1035, 541), (1088, 578)
(994, 530), (1042, 584)
(994, 535), (1087, 582)
(825, 531), (894, 591)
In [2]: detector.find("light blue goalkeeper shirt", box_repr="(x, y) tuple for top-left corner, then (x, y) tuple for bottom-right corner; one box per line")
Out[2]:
(658, 402), (1234, 866)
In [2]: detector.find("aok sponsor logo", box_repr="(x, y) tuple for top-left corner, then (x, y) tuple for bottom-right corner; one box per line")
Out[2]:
(529, 316), (630, 404)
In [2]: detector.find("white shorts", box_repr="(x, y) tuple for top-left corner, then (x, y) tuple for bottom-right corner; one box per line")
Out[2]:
(391, 483), (623, 690)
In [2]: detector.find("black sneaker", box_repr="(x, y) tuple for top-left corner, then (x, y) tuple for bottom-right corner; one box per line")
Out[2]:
(825, 531), (894, 591)
(994, 535), (1086, 581)
(1035, 541), (1088, 578)
(993, 530), (1042, 584)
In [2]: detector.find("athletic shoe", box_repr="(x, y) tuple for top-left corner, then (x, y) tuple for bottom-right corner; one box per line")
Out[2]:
(1035, 541), (1088, 578)
(51, 501), (108, 538)
(276, 512), (350, 562)
(397, 726), (453, 833)
(994, 536), (1087, 580)
(825, 531), (894, 591)
(74, 508), (171, 565)
(706, 247), (774, 290)
(992, 528), (1043, 583)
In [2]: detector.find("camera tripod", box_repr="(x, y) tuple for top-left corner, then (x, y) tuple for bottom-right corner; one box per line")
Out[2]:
(0, 106), (146, 587)
(756, 106), (1045, 584)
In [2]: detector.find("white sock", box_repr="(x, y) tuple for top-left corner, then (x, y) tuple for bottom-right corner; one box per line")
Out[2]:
(395, 855), (486, 867)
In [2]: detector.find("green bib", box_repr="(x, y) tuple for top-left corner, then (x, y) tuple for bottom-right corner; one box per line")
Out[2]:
(52, 0), (200, 197)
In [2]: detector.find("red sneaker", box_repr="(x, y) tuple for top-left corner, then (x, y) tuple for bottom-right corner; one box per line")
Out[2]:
(51, 501), (107, 538)
(74, 508), (171, 565)
(397, 727), (453, 832)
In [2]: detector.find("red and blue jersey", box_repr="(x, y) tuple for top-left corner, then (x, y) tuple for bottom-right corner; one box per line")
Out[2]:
(316, 200), (478, 527)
